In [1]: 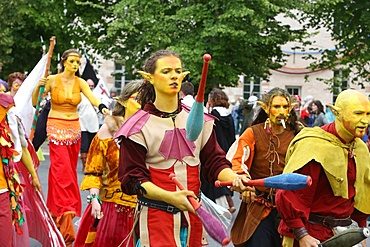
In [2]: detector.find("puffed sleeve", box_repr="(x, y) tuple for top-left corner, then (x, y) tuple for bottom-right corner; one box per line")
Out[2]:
(80, 136), (107, 190)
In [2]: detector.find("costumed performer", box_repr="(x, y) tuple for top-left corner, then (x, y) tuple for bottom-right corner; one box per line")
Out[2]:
(227, 87), (303, 247)
(115, 49), (252, 247)
(31, 49), (109, 247)
(276, 89), (370, 246)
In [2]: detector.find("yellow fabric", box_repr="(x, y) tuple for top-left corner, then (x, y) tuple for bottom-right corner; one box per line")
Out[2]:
(50, 74), (81, 112)
(0, 162), (7, 189)
(282, 236), (294, 247)
(283, 127), (370, 214)
(80, 136), (136, 208)
(37, 148), (45, 162)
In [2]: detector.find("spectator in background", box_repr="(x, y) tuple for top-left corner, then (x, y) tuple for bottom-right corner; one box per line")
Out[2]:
(307, 100), (329, 127)
(108, 87), (118, 112)
(78, 79), (99, 171)
(179, 81), (207, 113)
(300, 95), (314, 125)
(203, 88), (236, 213)
(239, 95), (259, 135)
(179, 81), (195, 106)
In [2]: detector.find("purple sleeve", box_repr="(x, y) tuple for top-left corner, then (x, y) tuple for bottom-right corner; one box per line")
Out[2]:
(200, 130), (232, 184)
(118, 136), (150, 195)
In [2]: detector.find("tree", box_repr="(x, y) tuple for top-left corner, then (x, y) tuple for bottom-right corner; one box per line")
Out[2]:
(0, 0), (92, 80)
(299, 0), (370, 89)
(74, 0), (306, 91)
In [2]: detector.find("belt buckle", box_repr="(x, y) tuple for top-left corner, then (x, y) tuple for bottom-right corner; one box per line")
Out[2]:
(167, 205), (174, 213)
(322, 217), (332, 228)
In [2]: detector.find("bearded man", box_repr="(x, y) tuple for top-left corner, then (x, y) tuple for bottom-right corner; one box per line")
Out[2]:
(228, 87), (303, 247)
(276, 89), (370, 246)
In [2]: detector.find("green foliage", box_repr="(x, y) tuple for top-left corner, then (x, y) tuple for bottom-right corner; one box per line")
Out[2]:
(0, 0), (304, 91)
(299, 0), (370, 87)
(73, 0), (304, 91)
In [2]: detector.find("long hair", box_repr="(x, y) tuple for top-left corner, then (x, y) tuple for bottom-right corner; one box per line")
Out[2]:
(136, 50), (184, 108)
(60, 49), (81, 76)
(112, 80), (143, 117)
(308, 100), (325, 114)
(252, 87), (301, 134)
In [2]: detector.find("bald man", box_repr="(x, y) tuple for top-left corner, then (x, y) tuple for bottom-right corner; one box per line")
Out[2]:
(276, 89), (370, 247)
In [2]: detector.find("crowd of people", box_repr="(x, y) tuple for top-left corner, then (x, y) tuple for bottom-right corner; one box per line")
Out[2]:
(1, 48), (370, 247)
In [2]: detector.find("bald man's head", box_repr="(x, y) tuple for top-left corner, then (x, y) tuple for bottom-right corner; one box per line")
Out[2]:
(86, 79), (95, 90)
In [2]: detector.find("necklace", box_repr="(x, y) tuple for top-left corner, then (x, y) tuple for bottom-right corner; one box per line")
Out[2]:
(160, 109), (179, 120)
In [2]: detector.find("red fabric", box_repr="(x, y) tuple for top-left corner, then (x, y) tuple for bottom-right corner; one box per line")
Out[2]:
(75, 203), (135, 247)
(0, 192), (13, 247)
(276, 123), (366, 244)
(17, 143), (65, 247)
(47, 140), (82, 217)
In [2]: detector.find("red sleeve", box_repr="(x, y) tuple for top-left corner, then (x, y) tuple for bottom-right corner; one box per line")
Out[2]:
(200, 130), (232, 183)
(118, 136), (149, 195)
(351, 208), (368, 227)
(276, 161), (321, 229)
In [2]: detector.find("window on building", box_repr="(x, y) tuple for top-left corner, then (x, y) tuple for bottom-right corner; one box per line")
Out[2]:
(113, 62), (125, 95)
(286, 86), (301, 97)
(243, 76), (261, 100)
(332, 70), (348, 103)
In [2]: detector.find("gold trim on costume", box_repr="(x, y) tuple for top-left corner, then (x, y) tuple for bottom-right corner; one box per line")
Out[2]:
(47, 118), (81, 145)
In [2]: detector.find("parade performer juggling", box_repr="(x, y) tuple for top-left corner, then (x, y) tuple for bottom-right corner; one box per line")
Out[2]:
(227, 87), (303, 247)
(115, 49), (252, 247)
(276, 89), (370, 247)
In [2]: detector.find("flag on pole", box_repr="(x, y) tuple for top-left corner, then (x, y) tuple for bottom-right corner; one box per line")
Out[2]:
(13, 53), (48, 137)
(93, 75), (111, 107)
(81, 55), (99, 87)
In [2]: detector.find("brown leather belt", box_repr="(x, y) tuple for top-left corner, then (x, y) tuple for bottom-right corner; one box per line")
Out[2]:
(308, 213), (352, 228)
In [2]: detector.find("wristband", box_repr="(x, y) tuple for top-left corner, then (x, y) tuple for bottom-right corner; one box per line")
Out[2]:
(293, 227), (308, 240)
(87, 193), (102, 205)
(98, 103), (108, 113)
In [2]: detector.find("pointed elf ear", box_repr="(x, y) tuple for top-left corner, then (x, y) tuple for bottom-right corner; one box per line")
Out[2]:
(327, 104), (339, 117)
(137, 71), (153, 84)
(180, 71), (190, 81)
(257, 101), (268, 114)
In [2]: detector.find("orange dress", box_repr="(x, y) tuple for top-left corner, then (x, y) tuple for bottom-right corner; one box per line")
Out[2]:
(75, 132), (136, 247)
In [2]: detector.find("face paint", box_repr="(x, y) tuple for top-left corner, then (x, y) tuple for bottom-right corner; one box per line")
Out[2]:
(125, 92), (141, 119)
(11, 78), (23, 96)
(64, 53), (81, 73)
(338, 96), (370, 139)
(268, 96), (290, 126)
(151, 55), (183, 96)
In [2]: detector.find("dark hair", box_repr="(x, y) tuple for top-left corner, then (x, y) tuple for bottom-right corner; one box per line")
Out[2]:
(112, 80), (143, 117)
(308, 100), (325, 114)
(180, 81), (194, 96)
(137, 50), (184, 108)
(252, 87), (301, 134)
(208, 88), (229, 108)
(7, 72), (25, 91)
(60, 49), (81, 76)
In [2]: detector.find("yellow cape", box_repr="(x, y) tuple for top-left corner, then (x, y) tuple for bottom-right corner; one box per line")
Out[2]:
(283, 127), (370, 214)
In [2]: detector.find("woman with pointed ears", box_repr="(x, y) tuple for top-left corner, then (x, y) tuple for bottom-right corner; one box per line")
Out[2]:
(115, 49), (251, 247)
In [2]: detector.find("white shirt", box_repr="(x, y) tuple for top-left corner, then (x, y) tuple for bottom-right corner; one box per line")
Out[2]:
(78, 94), (99, 133)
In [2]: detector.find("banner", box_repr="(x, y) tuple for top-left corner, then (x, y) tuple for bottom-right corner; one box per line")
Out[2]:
(14, 53), (48, 137)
